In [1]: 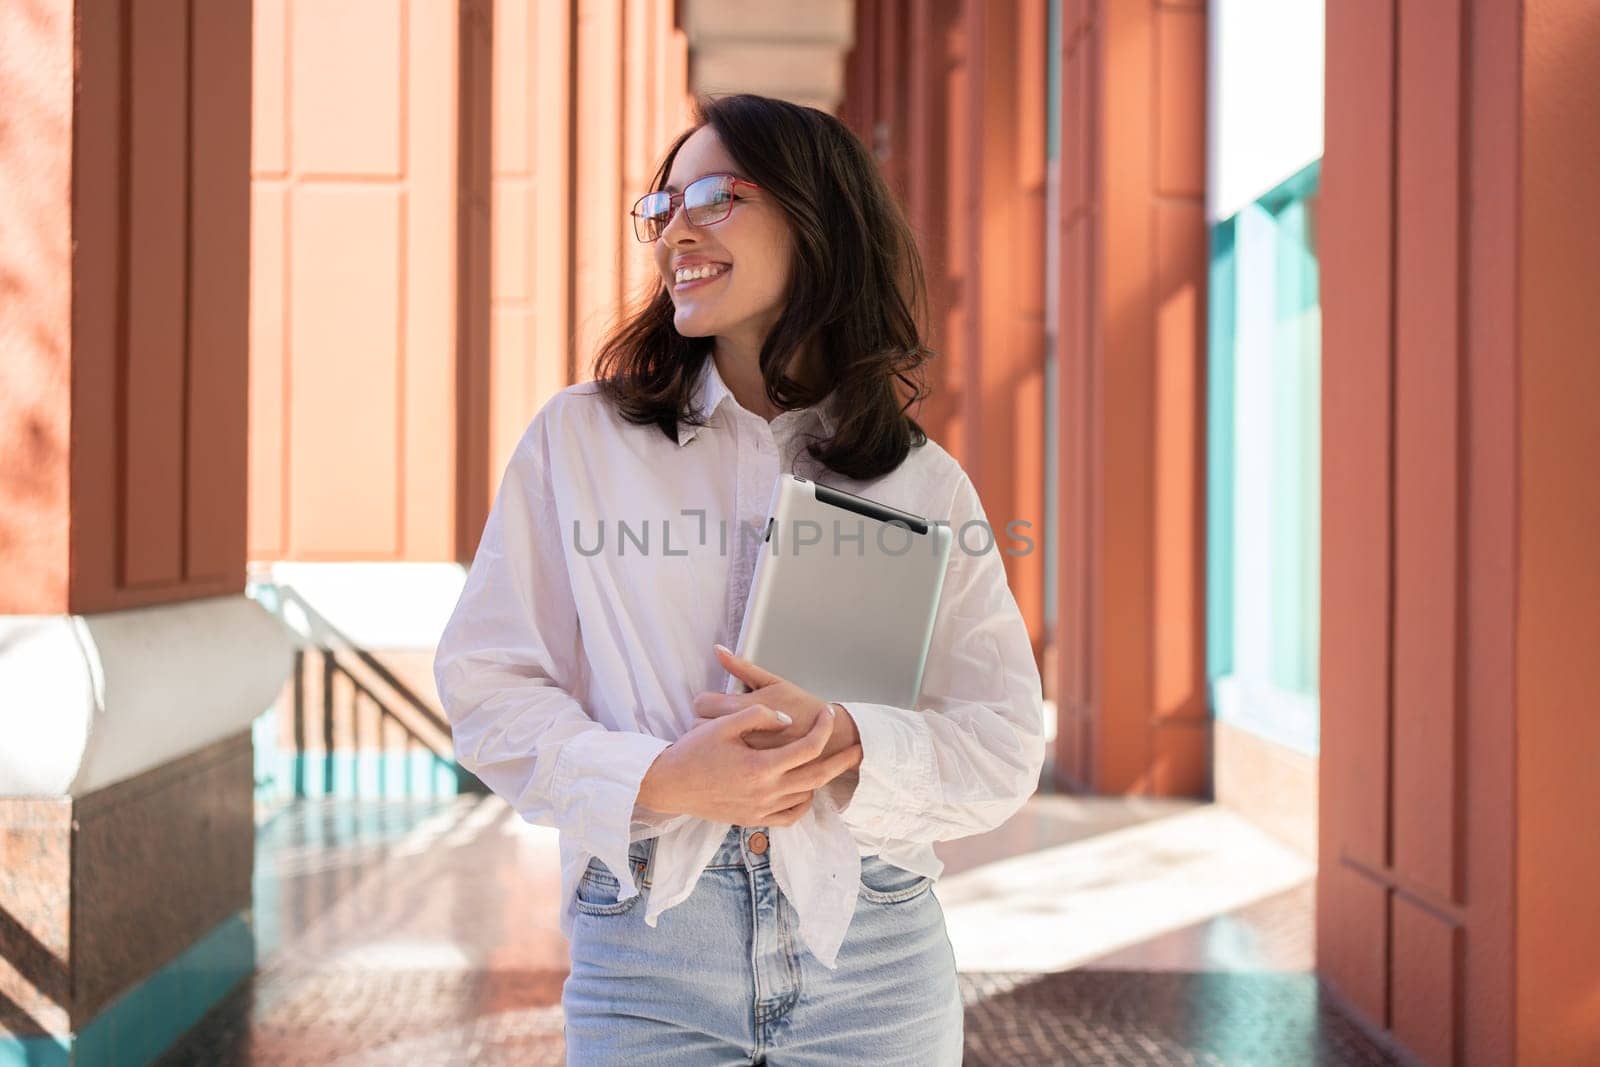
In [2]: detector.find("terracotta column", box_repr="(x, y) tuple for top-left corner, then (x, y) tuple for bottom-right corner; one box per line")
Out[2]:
(842, 0), (1049, 669)
(1054, 0), (1210, 795)
(1319, 0), (1600, 1062)
(0, 0), (291, 1059)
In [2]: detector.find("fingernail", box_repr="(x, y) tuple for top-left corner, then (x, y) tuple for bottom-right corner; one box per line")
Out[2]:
(714, 644), (731, 656)
(776, 711), (792, 725)
(823, 703), (836, 717)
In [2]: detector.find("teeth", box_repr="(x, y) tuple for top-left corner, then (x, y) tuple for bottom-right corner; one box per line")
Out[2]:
(675, 263), (729, 283)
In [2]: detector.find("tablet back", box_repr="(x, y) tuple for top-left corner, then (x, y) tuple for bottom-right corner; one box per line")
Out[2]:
(726, 474), (952, 707)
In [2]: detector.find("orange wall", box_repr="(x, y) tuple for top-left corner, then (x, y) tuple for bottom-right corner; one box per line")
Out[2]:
(249, 0), (692, 564)
(247, 0), (463, 564)
(1516, 0), (1600, 1061)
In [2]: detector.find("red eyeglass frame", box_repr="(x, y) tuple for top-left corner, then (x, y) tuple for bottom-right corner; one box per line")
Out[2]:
(629, 172), (762, 243)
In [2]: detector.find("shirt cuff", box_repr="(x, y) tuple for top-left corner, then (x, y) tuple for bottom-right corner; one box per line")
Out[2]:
(550, 728), (672, 891)
(829, 701), (937, 840)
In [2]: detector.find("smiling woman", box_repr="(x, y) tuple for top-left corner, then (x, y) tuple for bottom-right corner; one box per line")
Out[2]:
(433, 91), (1046, 1067)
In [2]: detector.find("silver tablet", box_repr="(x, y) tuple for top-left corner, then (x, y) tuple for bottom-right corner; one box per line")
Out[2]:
(725, 473), (953, 708)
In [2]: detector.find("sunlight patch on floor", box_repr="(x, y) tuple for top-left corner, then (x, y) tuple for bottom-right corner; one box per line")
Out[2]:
(936, 804), (1314, 973)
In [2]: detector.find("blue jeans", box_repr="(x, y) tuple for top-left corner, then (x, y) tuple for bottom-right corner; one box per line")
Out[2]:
(561, 824), (964, 1065)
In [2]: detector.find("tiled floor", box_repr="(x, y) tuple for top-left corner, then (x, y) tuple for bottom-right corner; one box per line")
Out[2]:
(158, 794), (1398, 1065)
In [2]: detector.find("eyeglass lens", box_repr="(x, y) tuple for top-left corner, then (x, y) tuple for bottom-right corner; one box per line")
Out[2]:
(633, 175), (736, 241)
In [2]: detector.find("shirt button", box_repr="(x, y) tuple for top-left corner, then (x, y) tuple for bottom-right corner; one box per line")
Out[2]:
(747, 831), (769, 855)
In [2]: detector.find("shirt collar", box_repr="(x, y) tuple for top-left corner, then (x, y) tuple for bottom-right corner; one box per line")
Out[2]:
(675, 356), (839, 447)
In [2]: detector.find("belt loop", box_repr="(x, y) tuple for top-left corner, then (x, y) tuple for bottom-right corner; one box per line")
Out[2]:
(628, 835), (652, 867)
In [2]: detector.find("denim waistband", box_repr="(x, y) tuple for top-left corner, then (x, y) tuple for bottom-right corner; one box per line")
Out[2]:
(629, 824), (772, 871)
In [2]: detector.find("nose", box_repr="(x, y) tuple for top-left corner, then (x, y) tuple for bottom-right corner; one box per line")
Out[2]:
(658, 198), (697, 245)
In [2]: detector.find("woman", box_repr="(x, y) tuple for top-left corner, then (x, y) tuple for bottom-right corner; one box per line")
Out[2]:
(433, 93), (1045, 1065)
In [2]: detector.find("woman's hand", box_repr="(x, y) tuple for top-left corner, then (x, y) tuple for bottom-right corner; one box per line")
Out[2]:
(636, 702), (862, 827)
(694, 645), (860, 758)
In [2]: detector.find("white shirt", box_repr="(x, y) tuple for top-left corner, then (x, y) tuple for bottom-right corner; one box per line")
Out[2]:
(432, 355), (1046, 968)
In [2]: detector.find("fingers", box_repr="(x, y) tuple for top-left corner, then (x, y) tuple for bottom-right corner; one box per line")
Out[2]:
(783, 742), (864, 792)
(762, 790), (814, 817)
(763, 794), (814, 826)
(714, 644), (783, 690)
(767, 702), (835, 771)
(725, 703), (792, 739)
(692, 690), (744, 719)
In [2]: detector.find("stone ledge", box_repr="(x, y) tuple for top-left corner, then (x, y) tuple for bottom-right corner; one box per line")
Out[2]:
(0, 593), (295, 796)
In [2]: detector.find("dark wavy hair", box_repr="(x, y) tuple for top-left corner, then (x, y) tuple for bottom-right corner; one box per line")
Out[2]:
(591, 93), (933, 481)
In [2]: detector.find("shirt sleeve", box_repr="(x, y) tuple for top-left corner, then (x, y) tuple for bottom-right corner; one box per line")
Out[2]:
(432, 414), (688, 895)
(820, 469), (1047, 843)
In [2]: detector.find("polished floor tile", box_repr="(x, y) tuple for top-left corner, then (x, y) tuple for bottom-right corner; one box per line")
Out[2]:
(158, 795), (1395, 1065)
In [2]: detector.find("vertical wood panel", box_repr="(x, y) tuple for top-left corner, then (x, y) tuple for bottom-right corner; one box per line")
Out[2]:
(409, 0), (466, 561)
(187, 0), (253, 581)
(1392, 899), (1460, 1065)
(908, 0), (962, 443)
(124, 0), (191, 587)
(876, 0), (904, 194)
(621, 0), (657, 304)
(1460, 2), (1518, 1059)
(248, 185), (287, 558)
(1319, 0), (1397, 1027)
(1152, 201), (1204, 722)
(67, 0), (127, 611)
(1391, 0), (1463, 904)
(1011, 0), (1048, 659)
(492, 0), (529, 175)
(940, 4), (969, 463)
(1097, 0), (1156, 791)
(248, 0), (290, 561)
(252, 0), (288, 176)
(970, 0), (1047, 644)
(1057, 214), (1092, 778)
(290, 0), (404, 177)
(288, 187), (402, 554)
(1154, 7), (1204, 196)
(1061, 25), (1089, 218)
(531, 0), (576, 405)
(1054, 5), (1097, 787)
(1151, 191), (1208, 795)
(572, 0), (625, 382)
(488, 0), (539, 534)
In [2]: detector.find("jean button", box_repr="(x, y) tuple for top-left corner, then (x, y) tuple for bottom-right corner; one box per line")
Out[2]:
(747, 830), (769, 855)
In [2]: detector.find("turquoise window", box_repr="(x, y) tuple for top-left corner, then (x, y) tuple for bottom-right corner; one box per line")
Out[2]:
(1206, 160), (1322, 755)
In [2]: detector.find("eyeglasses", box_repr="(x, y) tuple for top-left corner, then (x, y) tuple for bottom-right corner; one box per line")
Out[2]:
(629, 172), (761, 243)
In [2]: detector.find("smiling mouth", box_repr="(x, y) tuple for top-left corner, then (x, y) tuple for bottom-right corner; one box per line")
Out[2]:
(673, 264), (731, 291)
